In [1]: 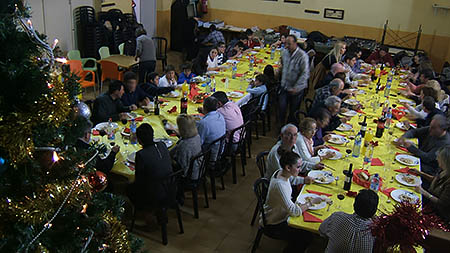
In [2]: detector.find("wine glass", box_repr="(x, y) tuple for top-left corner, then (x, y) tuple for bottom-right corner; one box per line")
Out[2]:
(345, 149), (352, 161)
(121, 119), (128, 125)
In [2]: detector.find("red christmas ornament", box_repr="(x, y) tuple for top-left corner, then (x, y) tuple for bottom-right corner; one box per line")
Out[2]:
(88, 171), (108, 192)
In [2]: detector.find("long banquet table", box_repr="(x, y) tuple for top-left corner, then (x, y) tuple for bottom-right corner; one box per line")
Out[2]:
(95, 47), (281, 183)
(288, 70), (423, 237)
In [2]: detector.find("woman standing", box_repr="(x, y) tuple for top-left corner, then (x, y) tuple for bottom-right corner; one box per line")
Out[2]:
(310, 41), (346, 89)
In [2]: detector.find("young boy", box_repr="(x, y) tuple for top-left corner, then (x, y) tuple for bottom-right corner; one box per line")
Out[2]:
(217, 42), (227, 65)
(178, 63), (196, 84)
(159, 65), (178, 88)
(236, 74), (268, 110)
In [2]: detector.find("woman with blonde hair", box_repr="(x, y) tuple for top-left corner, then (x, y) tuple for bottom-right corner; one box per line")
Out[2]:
(170, 114), (202, 180)
(310, 41), (346, 89)
(425, 80), (449, 112)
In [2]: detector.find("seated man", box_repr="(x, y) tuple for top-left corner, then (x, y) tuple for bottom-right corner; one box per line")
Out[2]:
(406, 68), (434, 97)
(405, 96), (443, 128)
(317, 63), (345, 89)
(211, 91), (244, 143)
(365, 45), (395, 67)
(197, 96), (226, 160)
(91, 80), (136, 125)
(226, 41), (245, 60)
(266, 124), (323, 180)
(342, 52), (370, 87)
(120, 71), (151, 107)
(397, 115), (450, 180)
(140, 72), (174, 97)
(312, 78), (344, 108)
(202, 25), (225, 45)
(319, 189), (379, 253)
(321, 96), (350, 132)
(76, 120), (119, 173)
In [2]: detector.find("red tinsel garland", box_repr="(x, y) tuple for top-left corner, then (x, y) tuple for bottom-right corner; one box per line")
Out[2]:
(371, 201), (449, 252)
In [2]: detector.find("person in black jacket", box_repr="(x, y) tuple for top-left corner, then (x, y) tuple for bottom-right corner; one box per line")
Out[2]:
(127, 123), (173, 208)
(140, 72), (175, 97)
(91, 80), (136, 125)
(75, 120), (119, 174)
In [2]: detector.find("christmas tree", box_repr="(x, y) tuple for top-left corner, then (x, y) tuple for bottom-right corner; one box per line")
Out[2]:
(0, 1), (141, 251)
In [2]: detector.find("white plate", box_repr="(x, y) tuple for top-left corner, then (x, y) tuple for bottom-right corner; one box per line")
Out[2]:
(341, 110), (358, 117)
(94, 122), (119, 131)
(121, 128), (130, 137)
(398, 99), (415, 106)
(162, 91), (180, 98)
(399, 82), (407, 87)
(395, 122), (409, 131)
(226, 60), (239, 64)
(327, 134), (348, 145)
(395, 154), (420, 166)
(336, 123), (352, 131)
(226, 91), (244, 98)
(391, 189), (419, 204)
(395, 173), (422, 187)
(154, 138), (174, 148)
(297, 193), (327, 210)
(206, 71), (219, 75)
(344, 99), (359, 106)
(249, 51), (258, 55)
(318, 148), (342, 160)
(308, 170), (335, 184)
(127, 151), (136, 163)
(358, 82), (369, 87)
(399, 75), (407, 79)
(192, 76), (206, 82)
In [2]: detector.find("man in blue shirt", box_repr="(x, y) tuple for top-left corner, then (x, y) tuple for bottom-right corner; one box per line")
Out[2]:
(202, 25), (225, 46)
(197, 96), (226, 160)
(121, 71), (152, 107)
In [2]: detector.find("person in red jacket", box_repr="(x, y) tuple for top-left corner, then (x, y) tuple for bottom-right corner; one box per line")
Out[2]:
(365, 45), (395, 67)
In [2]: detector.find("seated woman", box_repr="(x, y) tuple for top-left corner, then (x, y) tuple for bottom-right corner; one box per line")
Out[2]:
(140, 72), (174, 97)
(159, 65), (178, 88)
(170, 114), (202, 180)
(271, 34), (286, 49)
(309, 107), (332, 146)
(206, 48), (220, 72)
(410, 146), (450, 222)
(127, 123), (173, 209)
(264, 151), (321, 253)
(297, 117), (333, 165)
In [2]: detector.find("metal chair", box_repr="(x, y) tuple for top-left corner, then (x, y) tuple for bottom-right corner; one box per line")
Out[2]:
(181, 150), (211, 218)
(225, 122), (249, 184)
(251, 178), (284, 252)
(250, 151), (269, 226)
(152, 37), (168, 71)
(129, 170), (184, 245)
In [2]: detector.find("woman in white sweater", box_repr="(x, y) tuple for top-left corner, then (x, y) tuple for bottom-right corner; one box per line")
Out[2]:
(263, 151), (322, 253)
(297, 117), (333, 164)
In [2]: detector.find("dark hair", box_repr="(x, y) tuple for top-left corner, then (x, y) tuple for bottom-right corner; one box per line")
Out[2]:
(286, 35), (297, 42)
(245, 28), (253, 36)
(108, 80), (124, 94)
(334, 72), (346, 83)
(422, 96), (436, 111)
(123, 71), (137, 83)
(235, 41), (245, 48)
(203, 96), (218, 113)
(347, 43), (361, 54)
(379, 45), (389, 53)
(165, 64), (175, 73)
(344, 52), (357, 62)
(310, 107), (331, 122)
(304, 38), (315, 51)
(136, 123), (155, 147)
(210, 24), (216, 31)
(279, 151), (300, 169)
(421, 86), (438, 101)
(146, 72), (159, 83)
(420, 68), (434, 80)
(181, 63), (192, 71)
(239, 33), (248, 41)
(354, 189), (379, 218)
(263, 65), (275, 80)
(255, 74), (267, 84)
(217, 42), (226, 48)
(211, 91), (228, 105)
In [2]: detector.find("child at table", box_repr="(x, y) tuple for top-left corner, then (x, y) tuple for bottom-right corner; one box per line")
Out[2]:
(236, 74), (268, 110)
(159, 65), (179, 88)
(226, 41), (244, 60)
(178, 63), (196, 84)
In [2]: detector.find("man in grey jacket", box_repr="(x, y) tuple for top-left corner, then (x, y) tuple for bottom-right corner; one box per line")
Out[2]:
(279, 35), (310, 126)
(135, 27), (156, 83)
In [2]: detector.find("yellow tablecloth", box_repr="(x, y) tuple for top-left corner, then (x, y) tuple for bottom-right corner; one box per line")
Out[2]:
(288, 72), (423, 233)
(103, 48), (281, 182)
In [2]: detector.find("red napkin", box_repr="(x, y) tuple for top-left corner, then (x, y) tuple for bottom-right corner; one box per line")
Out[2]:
(306, 189), (332, 197)
(256, 59), (263, 64)
(396, 146), (409, 152)
(398, 87), (406, 91)
(381, 187), (396, 197)
(235, 73), (243, 77)
(346, 191), (357, 197)
(397, 106), (407, 110)
(410, 123), (417, 128)
(380, 70), (388, 75)
(395, 152), (408, 157)
(233, 90), (244, 94)
(124, 128), (130, 134)
(379, 85), (386, 91)
(394, 167), (416, 175)
(188, 86), (200, 100)
(356, 109), (365, 114)
(326, 146), (340, 151)
(92, 130), (100, 136)
(273, 64), (280, 68)
(392, 109), (406, 120)
(352, 169), (384, 189)
(134, 116), (143, 122)
(167, 106), (177, 113)
(159, 98), (170, 103)
(303, 212), (323, 223)
(371, 158), (384, 166)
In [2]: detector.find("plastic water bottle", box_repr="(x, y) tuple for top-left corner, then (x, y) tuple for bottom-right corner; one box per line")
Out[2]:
(370, 173), (381, 191)
(130, 119), (137, 145)
(107, 118), (115, 140)
(225, 77), (229, 89)
(363, 144), (374, 170)
(384, 75), (392, 98)
(385, 107), (392, 129)
(352, 132), (362, 158)
(249, 57), (254, 71)
(212, 78), (216, 92)
(232, 63), (237, 79)
(270, 46), (275, 60)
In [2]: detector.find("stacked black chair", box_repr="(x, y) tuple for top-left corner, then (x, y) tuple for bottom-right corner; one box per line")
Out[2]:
(129, 170), (184, 245)
(74, 6), (102, 59)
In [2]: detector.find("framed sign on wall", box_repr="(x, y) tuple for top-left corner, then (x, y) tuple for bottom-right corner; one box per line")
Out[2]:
(324, 8), (344, 20)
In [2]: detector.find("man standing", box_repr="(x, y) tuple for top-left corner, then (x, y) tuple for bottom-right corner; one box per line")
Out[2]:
(135, 28), (156, 83)
(279, 35), (310, 126)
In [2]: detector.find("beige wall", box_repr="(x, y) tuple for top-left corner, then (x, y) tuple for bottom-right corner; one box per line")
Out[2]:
(102, 0), (132, 13)
(156, 0), (172, 44)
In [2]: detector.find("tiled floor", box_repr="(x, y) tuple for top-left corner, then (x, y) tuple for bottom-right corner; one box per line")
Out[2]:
(81, 51), (326, 253)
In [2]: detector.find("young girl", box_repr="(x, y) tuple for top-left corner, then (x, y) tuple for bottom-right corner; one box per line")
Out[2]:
(206, 48), (220, 71)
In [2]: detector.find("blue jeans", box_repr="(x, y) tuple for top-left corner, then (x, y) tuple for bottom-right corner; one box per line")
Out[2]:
(278, 88), (304, 125)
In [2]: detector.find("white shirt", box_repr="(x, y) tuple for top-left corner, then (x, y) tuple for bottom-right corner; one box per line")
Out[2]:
(263, 170), (303, 225)
(159, 75), (178, 88)
(296, 133), (321, 165)
(207, 55), (219, 70)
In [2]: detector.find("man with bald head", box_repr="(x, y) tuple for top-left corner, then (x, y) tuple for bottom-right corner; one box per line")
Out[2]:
(317, 63), (346, 89)
(312, 78), (344, 107)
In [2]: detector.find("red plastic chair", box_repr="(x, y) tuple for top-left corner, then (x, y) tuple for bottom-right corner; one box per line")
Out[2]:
(67, 60), (96, 95)
(99, 60), (123, 92)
